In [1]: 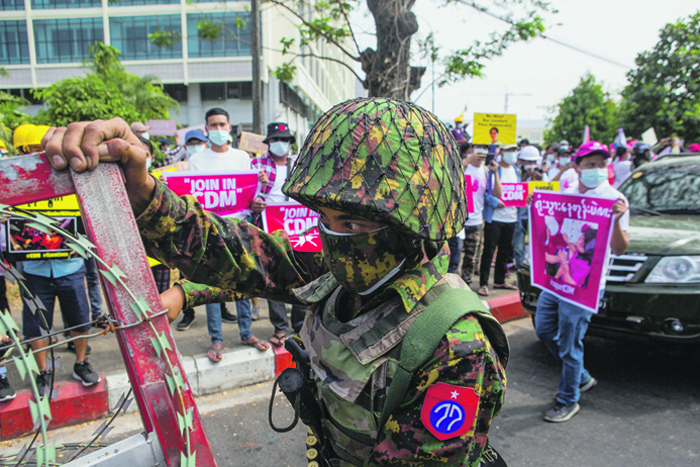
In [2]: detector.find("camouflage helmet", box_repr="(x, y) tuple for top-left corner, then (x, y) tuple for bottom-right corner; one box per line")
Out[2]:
(283, 97), (466, 241)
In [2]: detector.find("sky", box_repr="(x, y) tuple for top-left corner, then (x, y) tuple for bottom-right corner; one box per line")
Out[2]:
(349, 0), (697, 125)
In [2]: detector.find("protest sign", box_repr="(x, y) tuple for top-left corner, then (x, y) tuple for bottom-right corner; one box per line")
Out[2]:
(464, 174), (475, 213)
(472, 113), (517, 145)
(262, 202), (322, 253)
(641, 127), (658, 146)
(528, 180), (559, 192)
(146, 119), (177, 136)
(175, 124), (206, 145)
(6, 216), (77, 260)
(529, 191), (617, 313)
(501, 182), (529, 207)
(238, 132), (268, 154)
(164, 170), (258, 218)
(14, 195), (80, 217)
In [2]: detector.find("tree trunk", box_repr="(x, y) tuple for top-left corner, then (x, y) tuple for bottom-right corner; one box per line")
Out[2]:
(362, 0), (425, 100)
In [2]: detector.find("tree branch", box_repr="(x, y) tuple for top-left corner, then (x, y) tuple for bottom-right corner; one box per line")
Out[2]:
(265, 0), (360, 62)
(334, 0), (362, 56)
(267, 45), (364, 83)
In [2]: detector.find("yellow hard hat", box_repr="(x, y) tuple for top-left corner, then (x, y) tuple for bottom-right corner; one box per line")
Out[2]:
(25, 125), (51, 147)
(0, 140), (6, 150)
(454, 116), (464, 124)
(13, 123), (35, 149)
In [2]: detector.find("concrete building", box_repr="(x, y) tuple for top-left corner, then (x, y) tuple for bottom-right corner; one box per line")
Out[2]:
(0, 0), (357, 142)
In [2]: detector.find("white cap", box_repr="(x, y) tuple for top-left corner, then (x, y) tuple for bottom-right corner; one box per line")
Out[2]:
(518, 145), (540, 161)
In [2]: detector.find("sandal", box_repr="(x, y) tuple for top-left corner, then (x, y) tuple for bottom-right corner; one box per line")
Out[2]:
(493, 283), (518, 290)
(207, 343), (223, 363)
(478, 286), (489, 297)
(241, 336), (270, 352)
(269, 334), (286, 348)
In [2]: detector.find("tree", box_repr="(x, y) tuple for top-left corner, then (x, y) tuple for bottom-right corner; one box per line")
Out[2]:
(33, 43), (178, 127)
(0, 91), (32, 155)
(618, 11), (700, 142)
(543, 73), (617, 146)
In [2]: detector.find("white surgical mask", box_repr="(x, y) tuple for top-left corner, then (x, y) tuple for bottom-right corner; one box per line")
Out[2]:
(141, 132), (150, 140)
(146, 157), (152, 170)
(559, 156), (571, 165)
(580, 167), (609, 188)
(186, 144), (205, 156)
(502, 152), (518, 165)
(546, 153), (556, 162)
(270, 141), (290, 157)
(474, 148), (487, 155)
(208, 130), (232, 146)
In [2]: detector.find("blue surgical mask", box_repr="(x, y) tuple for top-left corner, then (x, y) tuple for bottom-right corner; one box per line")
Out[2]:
(546, 153), (556, 162)
(474, 148), (487, 154)
(580, 167), (609, 188)
(502, 152), (518, 165)
(208, 130), (232, 146)
(146, 158), (152, 171)
(186, 144), (205, 156)
(269, 141), (290, 157)
(559, 156), (571, 165)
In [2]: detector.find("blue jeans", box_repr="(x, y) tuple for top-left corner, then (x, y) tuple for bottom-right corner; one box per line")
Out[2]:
(206, 299), (252, 343)
(534, 292), (593, 406)
(447, 237), (463, 274)
(85, 256), (103, 320)
(512, 218), (528, 269)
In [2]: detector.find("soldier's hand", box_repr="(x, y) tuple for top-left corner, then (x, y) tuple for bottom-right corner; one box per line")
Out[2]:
(161, 285), (185, 323)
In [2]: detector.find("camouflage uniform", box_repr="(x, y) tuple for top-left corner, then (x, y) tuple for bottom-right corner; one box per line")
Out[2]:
(136, 98), (508, 466)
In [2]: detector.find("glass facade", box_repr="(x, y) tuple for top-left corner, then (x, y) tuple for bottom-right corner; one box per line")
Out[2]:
(187, 12), (252, 58)
(110, 15), (182, 60)
(0, 20), (29, 65)
(34, 17), (103, 64)
(1, 0), (24, 11)
(32, 0), (101, 9)
(111, 0), (179, 5)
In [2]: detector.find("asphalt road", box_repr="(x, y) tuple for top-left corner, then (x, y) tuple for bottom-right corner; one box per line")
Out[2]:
(202, 318), (699, 467)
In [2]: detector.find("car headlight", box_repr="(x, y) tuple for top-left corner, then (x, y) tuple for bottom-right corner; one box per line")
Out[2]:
(645, 256), (700, 283)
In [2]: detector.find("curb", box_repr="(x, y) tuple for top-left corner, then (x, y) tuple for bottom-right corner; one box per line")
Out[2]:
(0, 292), (525, 439)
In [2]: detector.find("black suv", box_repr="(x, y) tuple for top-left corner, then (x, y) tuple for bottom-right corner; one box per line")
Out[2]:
(517, 153), (700, 343)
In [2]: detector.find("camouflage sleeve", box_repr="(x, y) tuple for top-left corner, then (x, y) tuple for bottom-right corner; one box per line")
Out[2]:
(370, 315), (506, 467)
(177, 280), (248, 309)
(136, 179), (324, 307)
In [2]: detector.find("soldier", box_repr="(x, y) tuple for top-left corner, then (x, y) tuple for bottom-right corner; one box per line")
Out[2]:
(44, 98), (509, 466)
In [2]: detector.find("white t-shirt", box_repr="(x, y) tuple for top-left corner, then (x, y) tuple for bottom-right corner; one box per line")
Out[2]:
(491, 164), (518, 223)
(464, 164), (488, 226)
(187, 147), (251, 171)
(613, 160), (633, 189)
(559, 168), (579, 192)
(563, 180), (629, 289)
(266, 164), (288, 204)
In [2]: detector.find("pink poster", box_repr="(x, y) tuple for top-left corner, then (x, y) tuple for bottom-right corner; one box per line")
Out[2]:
(529, 191), (617, 313)
(262, 203), (322, 253)
(501, 182), (529, 207)
(165, 170), (259, 218)
(464, 174), (475, 213)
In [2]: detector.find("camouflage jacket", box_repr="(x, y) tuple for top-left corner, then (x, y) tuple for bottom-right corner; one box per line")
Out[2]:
(136, 180), (507, 466)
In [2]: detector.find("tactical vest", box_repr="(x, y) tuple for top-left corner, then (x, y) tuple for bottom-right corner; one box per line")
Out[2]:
(296, 272), (509, 467)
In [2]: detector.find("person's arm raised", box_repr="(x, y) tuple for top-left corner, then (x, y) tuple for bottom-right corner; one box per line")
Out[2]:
(42, 118), (155, 216)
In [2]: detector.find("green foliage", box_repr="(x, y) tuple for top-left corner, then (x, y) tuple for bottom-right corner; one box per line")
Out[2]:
(272, 61), (297, 82)
(149, 27), (182, 49)
(0, 91), (32, 155)
(198, 17), (226, 41)
(544, 73), (618, 146)
(619, 11), (700, 142)
(33, 43), (178, 127)
(0, 67), (8, 78)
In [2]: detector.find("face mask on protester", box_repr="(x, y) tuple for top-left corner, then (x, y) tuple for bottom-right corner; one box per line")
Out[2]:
(546, 153), (556, 162)
(186, 144), (206, 156)
(208, 130), (232, 146)
(270, 141), (290, 157)
(580, 167), (609, 188)
(141, 132), (150, 140)
(502, 151), (518, 165)
(559, 156), (571, 166)
(474, 148), (487, 155)
(318, 222), (419, 296)
(145, 157), (152, 171)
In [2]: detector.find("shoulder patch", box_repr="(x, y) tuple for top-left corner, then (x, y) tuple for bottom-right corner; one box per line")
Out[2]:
(420, 382), (480, 440)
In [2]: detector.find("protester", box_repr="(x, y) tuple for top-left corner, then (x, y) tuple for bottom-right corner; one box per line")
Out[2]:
(631, 142), (652, 168)
(551, 145), (578, 191)
(613, 146), (633, 189)
(519, 138), (530, 148)
(45, 98), (509, 465)
(184, 108), (268, 357)
(478, 144), (519, 296)
(457, 143), (501, 285)
(512, 146), (545, 270)
(249, 122), (307, 342)
(451, 115), (469, 143)
(157, 138), (171, 152)
(0, 140), (8, 158)
(129, 122), (150, 139)
(532, 141), (629, 423)
(0, 217), (15, 402)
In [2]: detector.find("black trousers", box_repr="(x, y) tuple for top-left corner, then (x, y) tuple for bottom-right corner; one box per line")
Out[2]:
(479, 220), (516, 287)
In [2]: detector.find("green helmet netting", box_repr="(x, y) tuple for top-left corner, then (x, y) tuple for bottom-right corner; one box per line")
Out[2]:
(282, 97), (467, 241)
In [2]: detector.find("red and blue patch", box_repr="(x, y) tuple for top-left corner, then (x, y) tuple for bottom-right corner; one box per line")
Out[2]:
(420, 382), (480, 441)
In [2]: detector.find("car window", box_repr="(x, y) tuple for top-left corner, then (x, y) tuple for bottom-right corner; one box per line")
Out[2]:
(620, 164), (700, 212)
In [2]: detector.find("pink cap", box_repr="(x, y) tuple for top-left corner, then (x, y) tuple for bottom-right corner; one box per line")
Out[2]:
(574, 141), (611, 161)
(687, 143), (700, 153)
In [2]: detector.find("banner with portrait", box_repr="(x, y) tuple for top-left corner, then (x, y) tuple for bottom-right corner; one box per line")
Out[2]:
(529, 191), (617, 313)
(472, 113), (517, 145)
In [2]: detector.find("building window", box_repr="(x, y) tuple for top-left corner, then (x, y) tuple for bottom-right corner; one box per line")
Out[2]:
(1, 88), (43, 105)
(111, 0), (178, 5)
(34, 18), (103, 64)
(200, 82), (226, 101)
(1, 0), (25, 10)
(31, 0), (101, 9)
(0, 21), (29, 65)
(110, 15), (182, 61)
(164, 83), (188, 102)
(187, 12), (252, 58)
